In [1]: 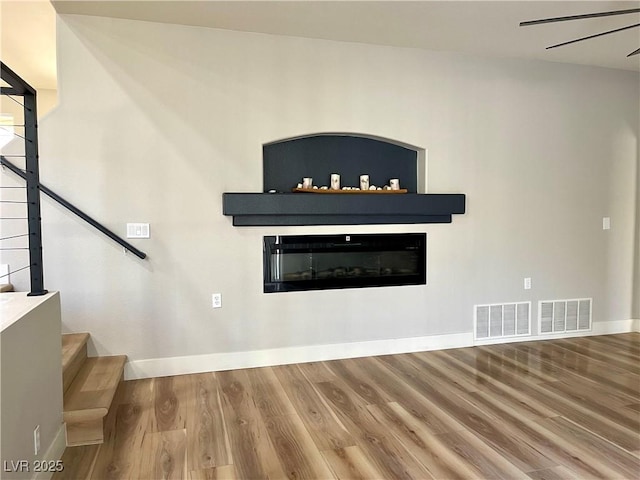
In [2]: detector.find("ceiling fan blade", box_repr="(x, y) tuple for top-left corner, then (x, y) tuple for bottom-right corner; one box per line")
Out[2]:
(520, 8), (640, 26)
(628, 47), (640, 56)
(546, 23), (640, 50)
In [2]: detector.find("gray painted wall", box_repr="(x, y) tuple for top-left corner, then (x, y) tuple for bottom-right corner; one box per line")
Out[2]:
(25, 14), (638, 365)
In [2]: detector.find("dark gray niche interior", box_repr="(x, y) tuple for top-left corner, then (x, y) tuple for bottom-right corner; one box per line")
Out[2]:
(263, 134), (418, 192)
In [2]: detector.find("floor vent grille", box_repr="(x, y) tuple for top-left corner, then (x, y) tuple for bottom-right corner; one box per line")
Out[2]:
(475, 302), (531, 340)
(539, 298), (592, 334)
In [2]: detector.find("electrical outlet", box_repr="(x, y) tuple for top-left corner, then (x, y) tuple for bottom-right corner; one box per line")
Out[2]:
(34, 425), (40, 455)
(524, 277), (532, 290)
(603, 217), (611, 230)
(212, 293), (222, 309)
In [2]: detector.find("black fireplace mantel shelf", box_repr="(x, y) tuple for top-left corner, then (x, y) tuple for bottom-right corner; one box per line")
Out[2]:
(222, 192), (466, 226)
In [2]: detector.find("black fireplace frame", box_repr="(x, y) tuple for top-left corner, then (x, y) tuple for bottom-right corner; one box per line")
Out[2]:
(263, 233), (426, 293)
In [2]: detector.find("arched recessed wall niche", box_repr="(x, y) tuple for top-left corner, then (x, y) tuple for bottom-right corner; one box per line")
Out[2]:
(262, 133), (427, 193)
(222, 132), (464, 226)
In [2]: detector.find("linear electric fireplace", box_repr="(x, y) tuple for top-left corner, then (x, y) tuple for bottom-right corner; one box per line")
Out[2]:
(263, 233), (426, 293)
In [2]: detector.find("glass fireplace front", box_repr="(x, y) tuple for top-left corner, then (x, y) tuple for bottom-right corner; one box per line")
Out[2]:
(263, 233), (426, 293)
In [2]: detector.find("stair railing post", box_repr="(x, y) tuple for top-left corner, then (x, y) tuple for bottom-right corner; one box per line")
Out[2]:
(24, 89), (47, 296)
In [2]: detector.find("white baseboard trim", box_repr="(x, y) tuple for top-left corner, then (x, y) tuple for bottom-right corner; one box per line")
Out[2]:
(31, 425), (66, 480)
(632, 318), (640, 332)
(125, 332), (475, 380)
(124, 319), (638, 380)
(592, 318), (637, 335)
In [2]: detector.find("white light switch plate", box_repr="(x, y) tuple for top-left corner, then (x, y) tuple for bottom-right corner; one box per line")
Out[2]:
(127, 223), (150, 238)
(602, 217), (611, 230)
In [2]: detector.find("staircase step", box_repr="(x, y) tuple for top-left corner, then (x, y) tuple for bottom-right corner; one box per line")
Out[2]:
(63, 355), (126, 446)
(62, 333), (90, 393)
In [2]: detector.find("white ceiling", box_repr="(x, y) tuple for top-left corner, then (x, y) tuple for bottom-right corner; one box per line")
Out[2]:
(2, 1), (640, 90)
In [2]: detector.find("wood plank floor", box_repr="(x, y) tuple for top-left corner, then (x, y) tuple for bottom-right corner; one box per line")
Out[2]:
(54, 333), (640, 479)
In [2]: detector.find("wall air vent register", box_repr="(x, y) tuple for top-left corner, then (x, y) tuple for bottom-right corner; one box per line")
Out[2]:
(475, 302), (532, 340)
(539, 298), (592, 334)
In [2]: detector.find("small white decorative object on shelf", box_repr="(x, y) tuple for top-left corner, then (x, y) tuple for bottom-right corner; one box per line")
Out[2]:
(360, 174), (370, 190)
(390, 178), (400, 190)
(302, 177), (313, 189)
(330, 173), (340, 190)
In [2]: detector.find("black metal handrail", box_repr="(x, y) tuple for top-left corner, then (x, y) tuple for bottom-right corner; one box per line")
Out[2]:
(0, 155), (147, 260)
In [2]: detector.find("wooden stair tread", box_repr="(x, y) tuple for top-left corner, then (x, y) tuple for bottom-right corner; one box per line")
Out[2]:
(64, 355), (126, 422)
(62, 333), (90, 372)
